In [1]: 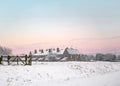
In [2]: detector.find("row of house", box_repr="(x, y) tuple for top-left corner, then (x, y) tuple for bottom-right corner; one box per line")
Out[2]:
(31, 48), (80, 61)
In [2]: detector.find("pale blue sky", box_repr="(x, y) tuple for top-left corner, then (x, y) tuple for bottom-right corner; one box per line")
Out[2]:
(0, 0), (120, 54)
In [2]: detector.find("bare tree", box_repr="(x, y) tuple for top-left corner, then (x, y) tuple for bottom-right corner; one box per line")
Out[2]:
(0, 46), (12, 56)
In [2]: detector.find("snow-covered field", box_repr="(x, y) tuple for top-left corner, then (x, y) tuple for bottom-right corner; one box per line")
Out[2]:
(0, 62), (120, 86)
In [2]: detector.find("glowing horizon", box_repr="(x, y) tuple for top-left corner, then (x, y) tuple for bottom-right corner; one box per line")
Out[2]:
(0, 0), (120, 54)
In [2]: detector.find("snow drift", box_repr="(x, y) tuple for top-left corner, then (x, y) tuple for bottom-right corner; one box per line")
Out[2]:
(0, 62), (120, 86)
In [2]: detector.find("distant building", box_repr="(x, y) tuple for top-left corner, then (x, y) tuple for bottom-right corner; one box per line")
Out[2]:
(31, 48), (80, 61)
(63, 48), (80, 61)
(31, 48), (64, 61)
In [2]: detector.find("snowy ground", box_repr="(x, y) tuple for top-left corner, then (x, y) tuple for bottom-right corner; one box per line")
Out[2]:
(0, 62), (120, 86)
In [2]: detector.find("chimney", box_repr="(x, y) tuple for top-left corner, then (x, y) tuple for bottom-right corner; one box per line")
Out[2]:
(57, 48), (60, 52)
(41, 49), (44, 53)
(49, 49), (52, 53)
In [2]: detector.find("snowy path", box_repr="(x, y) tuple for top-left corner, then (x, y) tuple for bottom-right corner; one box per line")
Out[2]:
(0, 62), (120, 86)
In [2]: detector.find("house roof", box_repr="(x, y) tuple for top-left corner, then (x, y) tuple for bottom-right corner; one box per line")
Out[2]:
(32, 48), (80, 56)
(32, 49), (64, 56)
(32, 51), (48, 56)
(66, 48), (80, 55)
(52, 49), (64, 55)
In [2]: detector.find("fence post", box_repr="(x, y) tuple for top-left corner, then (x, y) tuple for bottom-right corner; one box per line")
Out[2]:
(7, 55), (11, 65)
(0, 56), (3, 64)
(25, 55), (28, 65)
(29, 55), (32, 65)
(16, 55), (19, 65)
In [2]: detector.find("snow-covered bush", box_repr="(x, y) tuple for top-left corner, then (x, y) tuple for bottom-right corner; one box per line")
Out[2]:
(96, 53), (116, 61)
(80, 54), (95, 61)
(96, 53), (105, 61)
(103, 54), (116, 61)
(116, 55), (120, 61)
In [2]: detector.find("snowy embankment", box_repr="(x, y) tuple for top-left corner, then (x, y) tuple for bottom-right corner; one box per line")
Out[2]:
(0, 62), (120, 86)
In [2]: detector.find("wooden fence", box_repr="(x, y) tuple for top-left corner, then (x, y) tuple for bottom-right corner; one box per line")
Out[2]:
(0, 55), (32, 65)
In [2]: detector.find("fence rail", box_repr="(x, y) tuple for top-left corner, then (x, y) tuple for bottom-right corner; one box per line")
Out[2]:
(0, 55), (32, 65)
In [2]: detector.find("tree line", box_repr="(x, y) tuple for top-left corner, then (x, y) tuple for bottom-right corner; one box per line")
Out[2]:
(79, 53), (120, 62)
(0, 46), (120, 62)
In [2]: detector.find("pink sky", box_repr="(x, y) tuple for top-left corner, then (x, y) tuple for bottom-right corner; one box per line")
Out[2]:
(0, 0), (120, 55)
(8, 36), (120, 55)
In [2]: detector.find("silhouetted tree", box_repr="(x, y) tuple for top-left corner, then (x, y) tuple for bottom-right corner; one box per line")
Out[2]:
(0, 46), (12, 56)
(104, 53), (116, 61)
(116, 55), (120, 61)
(96, 53), (105, 61)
